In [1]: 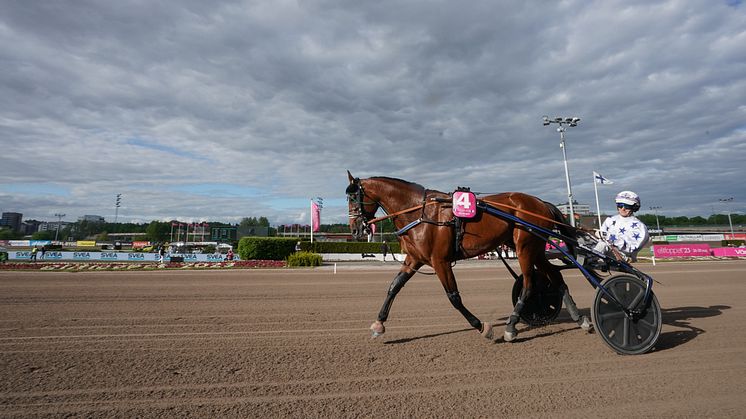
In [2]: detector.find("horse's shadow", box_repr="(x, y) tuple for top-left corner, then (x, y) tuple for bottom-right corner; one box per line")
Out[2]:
(383, 305), (730, 349)
(385, 327), (473, 344)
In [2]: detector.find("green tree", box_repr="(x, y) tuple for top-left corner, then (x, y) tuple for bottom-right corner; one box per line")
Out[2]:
(0, 228), (20, 240)
(145, 221), (171, 242)
(690, 216), (707, 225)
(239, 217), (257, 228)
(239, 217), (271, 228)
(31, 230), (55, 240)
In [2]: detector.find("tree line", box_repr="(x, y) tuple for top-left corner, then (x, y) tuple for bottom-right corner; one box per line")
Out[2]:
(636, 213), (745, 228)
(1, 213), (739, 242)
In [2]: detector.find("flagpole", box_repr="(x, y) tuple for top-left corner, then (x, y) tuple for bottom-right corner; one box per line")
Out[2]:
(594, 172), (602, 229)
(310, 199), (314, 244)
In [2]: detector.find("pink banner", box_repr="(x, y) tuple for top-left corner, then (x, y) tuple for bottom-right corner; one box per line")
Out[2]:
(653, 244), (711, 258)
(712, 247), (746, 257)
(311, 201), (320, 232)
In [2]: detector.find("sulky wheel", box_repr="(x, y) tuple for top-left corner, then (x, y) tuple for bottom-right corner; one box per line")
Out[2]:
(511, 274), (563, 326)
(591, 274), (662, 355)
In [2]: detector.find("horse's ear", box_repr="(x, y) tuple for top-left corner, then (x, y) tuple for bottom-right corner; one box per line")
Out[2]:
(347, 170), (355, 183)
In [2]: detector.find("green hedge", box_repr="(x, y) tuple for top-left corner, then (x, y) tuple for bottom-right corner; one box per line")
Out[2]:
(238, 237), (298, 260)
(287, 251), (323, 267)
(237, 238), (401, 259)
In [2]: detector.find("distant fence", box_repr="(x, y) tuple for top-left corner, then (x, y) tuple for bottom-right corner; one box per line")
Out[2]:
(8, 251), (239, 263)
(651, 233), (745, 242)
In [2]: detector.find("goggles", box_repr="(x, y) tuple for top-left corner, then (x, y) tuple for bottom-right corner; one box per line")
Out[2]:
(616, 203), (635, 210)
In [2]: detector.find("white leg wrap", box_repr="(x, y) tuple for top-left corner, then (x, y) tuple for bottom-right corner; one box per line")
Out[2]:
(370, 321), (385, 338)
(480, 322), (494, 340)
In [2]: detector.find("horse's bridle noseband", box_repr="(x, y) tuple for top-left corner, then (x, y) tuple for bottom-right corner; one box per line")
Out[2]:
(346, 178), (378, 235)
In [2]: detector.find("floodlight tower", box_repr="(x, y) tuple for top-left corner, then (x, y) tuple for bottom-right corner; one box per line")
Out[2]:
(114, 194), (122, 223)
(543, 116), (581, 227)
(53, 213), (66, 242)
(649, 206), (662, 231)
(719, 197), (735, 237)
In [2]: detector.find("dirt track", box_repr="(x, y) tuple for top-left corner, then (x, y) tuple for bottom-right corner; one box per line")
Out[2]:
(1, 260), (744, 418)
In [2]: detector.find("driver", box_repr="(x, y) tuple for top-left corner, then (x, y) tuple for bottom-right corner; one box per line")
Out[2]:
(594, 190), (649, 262)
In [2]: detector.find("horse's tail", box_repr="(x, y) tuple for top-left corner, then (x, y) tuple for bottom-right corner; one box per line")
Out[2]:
(543, 201), (577, 257)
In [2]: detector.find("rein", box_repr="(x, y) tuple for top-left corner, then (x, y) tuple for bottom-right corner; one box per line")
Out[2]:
(480, 199), (581, 232)
(365, 201), (439, 225)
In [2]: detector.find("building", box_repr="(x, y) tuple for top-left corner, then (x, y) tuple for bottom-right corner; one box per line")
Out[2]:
(556, 201), (592, 217)
(1, 212), (23, 232)
(21, 220), (42, 235)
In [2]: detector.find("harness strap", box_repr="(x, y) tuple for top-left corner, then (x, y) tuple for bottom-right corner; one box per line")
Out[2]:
(365, 201), (439, 225)
(369, 195), (571, 239)
(395, 219), (422, 236)
(480, 199), (578, 231)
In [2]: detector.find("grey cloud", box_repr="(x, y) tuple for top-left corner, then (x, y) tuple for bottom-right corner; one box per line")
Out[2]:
(1, 0), (744, 225)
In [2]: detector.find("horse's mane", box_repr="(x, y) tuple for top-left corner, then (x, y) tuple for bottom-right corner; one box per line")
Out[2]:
(369, 176), (426, 192)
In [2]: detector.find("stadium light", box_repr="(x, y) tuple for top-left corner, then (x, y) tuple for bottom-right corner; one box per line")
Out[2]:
(719, 197), (735, 237)
(542, 115), (581, 227)
(649, 206), (662, 231)
(114, 193), (122, 223)
(54, 213), (66, 242)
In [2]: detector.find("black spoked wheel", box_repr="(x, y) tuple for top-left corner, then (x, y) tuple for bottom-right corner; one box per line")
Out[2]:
(511, 274), (563, 326)
(591, 275), (662, 355)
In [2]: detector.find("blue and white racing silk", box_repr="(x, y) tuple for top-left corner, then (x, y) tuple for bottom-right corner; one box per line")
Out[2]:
(599, 214), (650, 256)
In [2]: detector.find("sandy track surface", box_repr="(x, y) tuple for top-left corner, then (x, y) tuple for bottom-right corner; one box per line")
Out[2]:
(1, 260), (744, 418)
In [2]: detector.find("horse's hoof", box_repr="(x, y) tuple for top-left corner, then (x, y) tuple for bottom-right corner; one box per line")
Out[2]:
(480, 322), (494, 340)
(504, 330), (517, 342)
(370, 321), (385, 338)
(579, 316), (593, 332)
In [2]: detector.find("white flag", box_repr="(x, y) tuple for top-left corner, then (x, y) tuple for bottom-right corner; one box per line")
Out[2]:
(593, 171), (614, 185)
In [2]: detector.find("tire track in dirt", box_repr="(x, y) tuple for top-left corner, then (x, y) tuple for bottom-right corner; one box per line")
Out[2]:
(1, 262), (745, 417)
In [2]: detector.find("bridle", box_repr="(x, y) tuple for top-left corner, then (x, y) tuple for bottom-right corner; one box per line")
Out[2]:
(346, 178), (379, 236)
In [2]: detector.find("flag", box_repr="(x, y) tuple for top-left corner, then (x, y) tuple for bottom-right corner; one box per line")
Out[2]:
(593, 171), (614, 185)
(311, 201), (320, 232)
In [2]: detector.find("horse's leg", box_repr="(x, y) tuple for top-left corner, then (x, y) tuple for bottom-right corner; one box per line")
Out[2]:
(432, 260), (494, 339)
(560, 284), (592, 331)
(504, 243), (537, 342)
(538, 260), (592, 331)
(369, 262), (420, 338)
(553, 273), (592, 331)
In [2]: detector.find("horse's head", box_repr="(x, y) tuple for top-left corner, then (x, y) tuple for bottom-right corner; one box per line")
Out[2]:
(346, 171), (380, 241)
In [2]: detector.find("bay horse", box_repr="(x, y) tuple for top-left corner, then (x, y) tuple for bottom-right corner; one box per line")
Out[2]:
(346, 171), (589, 342)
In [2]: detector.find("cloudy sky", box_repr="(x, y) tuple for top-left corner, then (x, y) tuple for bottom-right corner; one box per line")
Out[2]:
(1, 0), (744, 227)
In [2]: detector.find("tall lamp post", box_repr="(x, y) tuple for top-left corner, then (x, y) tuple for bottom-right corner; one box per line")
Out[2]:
(649, 206), (662, 231)
(53, 213), (66, 242)
(543, 116), (581, 227)
(114, 194), (122, 223)
(719, 197), (735, 238)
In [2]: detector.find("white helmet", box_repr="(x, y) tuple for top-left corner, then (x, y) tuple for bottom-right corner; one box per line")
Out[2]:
(615, 190), (640, 212)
